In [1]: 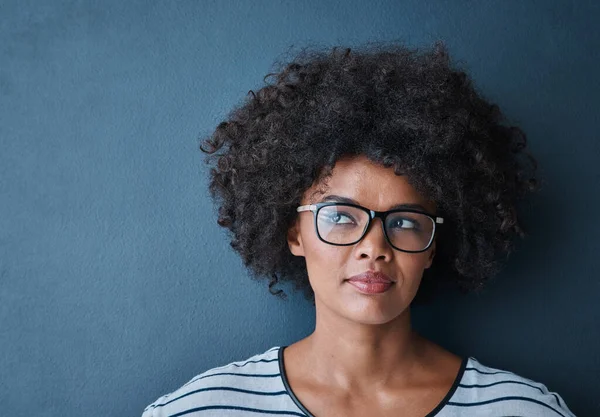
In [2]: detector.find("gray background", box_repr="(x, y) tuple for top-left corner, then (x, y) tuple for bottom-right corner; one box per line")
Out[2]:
(1, 0), (598, 415)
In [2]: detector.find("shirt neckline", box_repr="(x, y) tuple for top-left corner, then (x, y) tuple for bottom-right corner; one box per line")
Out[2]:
(277, 345), (469, 417)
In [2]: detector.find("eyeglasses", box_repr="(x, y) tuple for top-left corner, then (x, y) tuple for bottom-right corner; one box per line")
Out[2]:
(296, 202), (444, 253)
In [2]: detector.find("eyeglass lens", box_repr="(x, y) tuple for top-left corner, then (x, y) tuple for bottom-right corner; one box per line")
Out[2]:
(316, 204), (435, 251)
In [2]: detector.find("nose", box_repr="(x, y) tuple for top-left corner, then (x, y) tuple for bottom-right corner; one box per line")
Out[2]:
(355, 217), (393, 261)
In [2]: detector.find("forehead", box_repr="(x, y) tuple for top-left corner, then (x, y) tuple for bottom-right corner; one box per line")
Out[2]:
(307, 155), (435, 211)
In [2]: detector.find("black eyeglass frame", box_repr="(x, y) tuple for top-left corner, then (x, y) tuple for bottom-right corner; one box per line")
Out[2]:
(296, 202), (444, 253)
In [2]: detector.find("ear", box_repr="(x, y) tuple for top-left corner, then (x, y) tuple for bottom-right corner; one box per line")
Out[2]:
(424, 239), (436, 269)
(287, 218), (305, 257)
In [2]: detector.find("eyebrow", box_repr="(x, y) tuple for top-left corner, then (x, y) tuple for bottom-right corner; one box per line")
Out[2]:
(320, 194), (429, 212)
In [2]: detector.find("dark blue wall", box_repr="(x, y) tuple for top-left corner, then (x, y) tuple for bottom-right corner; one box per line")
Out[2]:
(1, 1), (598, 415)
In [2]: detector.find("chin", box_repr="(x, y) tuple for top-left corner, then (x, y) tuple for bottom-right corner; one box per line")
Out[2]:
(347, 311), (407, 326)
(339, 300), (410, 325)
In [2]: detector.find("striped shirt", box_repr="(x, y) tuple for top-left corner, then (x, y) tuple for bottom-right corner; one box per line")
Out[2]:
(141, 345), (576, 416)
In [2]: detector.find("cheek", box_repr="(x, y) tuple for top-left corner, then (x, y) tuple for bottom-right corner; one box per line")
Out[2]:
(399, 251), (430, 269)
(393, 251), (432, 284)
(300, 225), (348, 283)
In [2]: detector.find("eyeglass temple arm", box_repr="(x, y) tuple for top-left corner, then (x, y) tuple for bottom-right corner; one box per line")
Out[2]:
(296, 204), (316, 212)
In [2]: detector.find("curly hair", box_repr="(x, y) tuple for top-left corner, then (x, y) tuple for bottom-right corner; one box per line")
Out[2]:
(199, 40), (540, 306)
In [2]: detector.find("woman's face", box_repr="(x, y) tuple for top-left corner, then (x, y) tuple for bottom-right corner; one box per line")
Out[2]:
(287, 154), (437, 325)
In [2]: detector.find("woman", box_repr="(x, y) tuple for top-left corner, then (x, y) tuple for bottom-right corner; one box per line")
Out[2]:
(142, 41), (576, 416)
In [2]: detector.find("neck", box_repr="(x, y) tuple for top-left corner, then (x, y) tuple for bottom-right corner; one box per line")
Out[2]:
(300, 301), (423, 392)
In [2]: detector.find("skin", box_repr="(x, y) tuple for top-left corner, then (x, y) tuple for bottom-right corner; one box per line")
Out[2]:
(285, 154), (463, 416)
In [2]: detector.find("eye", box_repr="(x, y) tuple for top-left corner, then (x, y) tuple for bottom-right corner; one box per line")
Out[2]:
(389, 217), (419, 230)
(319, 211), (355, 224)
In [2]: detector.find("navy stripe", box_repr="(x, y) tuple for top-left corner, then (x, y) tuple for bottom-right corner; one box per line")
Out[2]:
(181, 370), (281, 389)
(169, 405), (306, 417)
(146, 387), (289, 411)
(459, 380), (545, 394)
(464, 366), (514, 376)
(192, 371), (281, 379)
(230, 358), (279, 368)
(551, 392), (563, 408)
(447, 396), (568, 417)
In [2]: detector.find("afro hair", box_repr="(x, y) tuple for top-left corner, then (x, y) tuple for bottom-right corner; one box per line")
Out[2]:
(199, 40), (540, 305)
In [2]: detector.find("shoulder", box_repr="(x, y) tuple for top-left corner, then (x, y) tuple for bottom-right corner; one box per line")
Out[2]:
(140, 346), (283, 417)
(447, 356), (577, 417)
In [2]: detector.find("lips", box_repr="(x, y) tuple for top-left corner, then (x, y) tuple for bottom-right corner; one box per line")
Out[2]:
(346, 270), (395, 284)
(345, 270), (395, 294)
